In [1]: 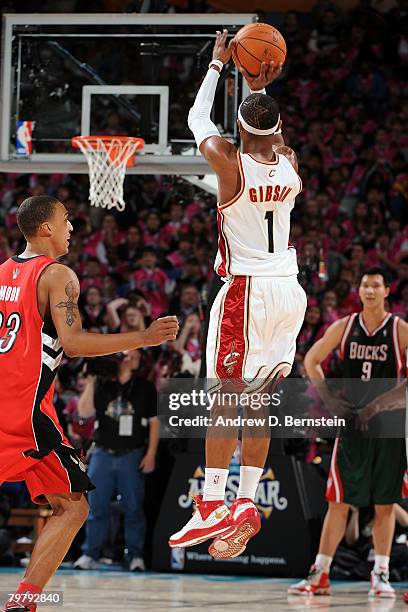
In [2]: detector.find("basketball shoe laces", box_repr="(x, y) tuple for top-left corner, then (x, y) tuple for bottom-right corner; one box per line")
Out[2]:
(308, 565), (318, 578)
(190, 494), (212, 515)
(190, 494), (227, 519)
(191, 494), (199, 515)
(376, 570), (390, 584)
(305, 564), (321, 585)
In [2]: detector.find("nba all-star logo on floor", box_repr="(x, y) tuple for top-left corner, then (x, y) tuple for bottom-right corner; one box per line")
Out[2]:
(178, 466), (288, 520)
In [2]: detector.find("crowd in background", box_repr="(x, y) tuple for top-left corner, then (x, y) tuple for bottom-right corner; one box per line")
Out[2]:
(1, 1), (406, 384)
(0, 0), (407, 571)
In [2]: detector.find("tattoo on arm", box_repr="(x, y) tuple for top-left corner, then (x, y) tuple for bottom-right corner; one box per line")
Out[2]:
(56, 281), (79, 326)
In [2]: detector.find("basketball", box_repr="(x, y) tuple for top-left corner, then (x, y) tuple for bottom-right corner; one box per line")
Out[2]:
(232, 23), (287, 78)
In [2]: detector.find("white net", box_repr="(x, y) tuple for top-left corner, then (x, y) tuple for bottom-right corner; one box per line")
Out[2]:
(73, 137), (144, 211)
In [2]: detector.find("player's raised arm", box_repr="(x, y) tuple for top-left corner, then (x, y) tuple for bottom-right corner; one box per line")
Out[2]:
(45, 265), (178, 357)
(187, 29), (236, 169)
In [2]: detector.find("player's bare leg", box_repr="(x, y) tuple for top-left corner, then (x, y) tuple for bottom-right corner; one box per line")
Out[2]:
(205, 430), (239, 469)
(240, 372), (288, 473)
(5, 493), (88, 611)
(24, 493), (89, 586)
(241, 432), (270, 467)
(28, 494), (88, 586)
(372, 504), (395, 556)
(369, 504), (396, 598)
(318, 502), (350, 556)
(204, 393), (239, 471)
(288, 502), (349, 595)
(209, 403), (269, 559)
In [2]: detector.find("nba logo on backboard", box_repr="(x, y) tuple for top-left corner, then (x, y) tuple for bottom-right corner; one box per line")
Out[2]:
(170, 547), (185, 570)
(16, 121), (34, 156)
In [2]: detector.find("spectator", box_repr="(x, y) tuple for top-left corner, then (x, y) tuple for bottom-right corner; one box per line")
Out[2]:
(391, 279), (408, 319)
(166, 236), (194, 277)
(161, 201), (189, 246)
(79, 257), (107, 291)
(296, 305), (323, 367)
(117, 225), (144, 265)
(0, 229), (12, 264)
(320, 290), (340, 325)
(169, 284), (200, 322)
(81, 286), (107, 331)
(74, 350), (159, 572)
(172, 313), (202, 376)
(131, 248), (171, 319)
(141, 211), (167, 249)
(106, 299), (146, 333)
(281, 10), (307, 48)
(308, 7), (343, 54)
(64, 373), (96, 450)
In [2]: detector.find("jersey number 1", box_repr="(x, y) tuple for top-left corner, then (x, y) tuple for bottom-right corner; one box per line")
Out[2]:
(265, 211), (274, 253)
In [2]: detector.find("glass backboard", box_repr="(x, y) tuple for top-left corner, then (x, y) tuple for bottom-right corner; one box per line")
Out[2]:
(0, 14), (254, 174)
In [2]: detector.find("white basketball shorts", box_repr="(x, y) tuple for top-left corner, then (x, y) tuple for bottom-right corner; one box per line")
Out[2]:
(206, 275), (307, 392)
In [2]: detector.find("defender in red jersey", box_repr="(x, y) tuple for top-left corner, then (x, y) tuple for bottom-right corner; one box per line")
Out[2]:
(0, 196), (178, 612)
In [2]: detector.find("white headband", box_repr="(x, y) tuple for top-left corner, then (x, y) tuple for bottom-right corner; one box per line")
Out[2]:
(238, 106), (281, 136)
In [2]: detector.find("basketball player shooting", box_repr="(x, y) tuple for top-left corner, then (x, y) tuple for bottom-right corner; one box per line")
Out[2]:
(169, 30), (306, 557)
(0, 196), (179, 612)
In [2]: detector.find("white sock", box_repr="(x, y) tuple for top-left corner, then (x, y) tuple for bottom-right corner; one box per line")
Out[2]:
(374, 555), (390, 573)
(315, 553), (332, 572)
(203, 468), (229, 501)
(237, 466), (264, 501)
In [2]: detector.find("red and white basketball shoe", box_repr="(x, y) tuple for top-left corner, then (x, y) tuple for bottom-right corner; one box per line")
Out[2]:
(368, 570), (396, 598)
(288, 565), (331, 596)
(168, 495), (236, 548)
(3, 603), (36, 612)
(208, 498), (261, 559)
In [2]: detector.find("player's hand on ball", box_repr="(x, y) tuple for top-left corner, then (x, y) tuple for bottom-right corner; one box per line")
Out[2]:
(212, 29), (232, 65)
(241, 60), (282, 90)
(144, 316), (179, 346)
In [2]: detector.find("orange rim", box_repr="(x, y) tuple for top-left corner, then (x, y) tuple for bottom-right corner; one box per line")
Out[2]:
(72, 135), (144, 167)
(72, 135), (144, 148)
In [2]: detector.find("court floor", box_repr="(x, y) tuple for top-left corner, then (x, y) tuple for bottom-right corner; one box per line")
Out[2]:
(1, 568), (407, 611)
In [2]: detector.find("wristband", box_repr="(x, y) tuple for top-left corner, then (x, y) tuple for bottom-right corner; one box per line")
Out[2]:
(250, 88), (266, 95)
(209, 59), (224, 71)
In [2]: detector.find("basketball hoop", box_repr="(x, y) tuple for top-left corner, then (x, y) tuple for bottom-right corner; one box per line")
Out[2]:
(72, 135), (144, 212)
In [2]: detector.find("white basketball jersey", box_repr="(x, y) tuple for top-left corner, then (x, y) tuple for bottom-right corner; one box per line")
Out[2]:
(214, 151), (302, 277)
